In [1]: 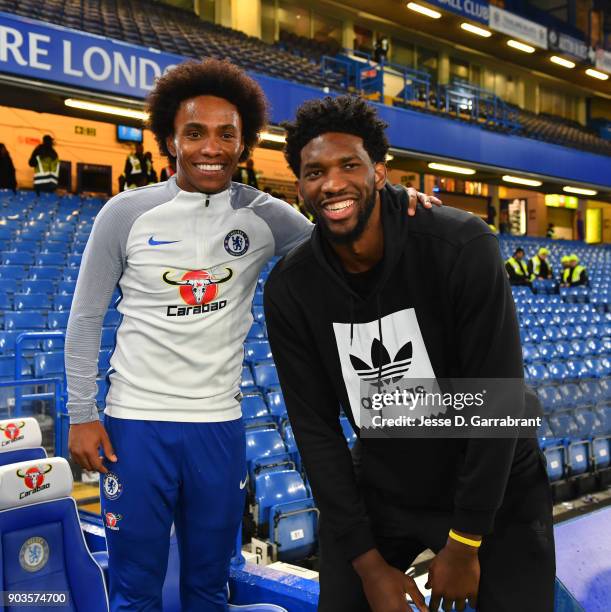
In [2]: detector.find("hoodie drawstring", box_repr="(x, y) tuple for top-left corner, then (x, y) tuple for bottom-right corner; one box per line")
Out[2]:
(377, 294), (383, 384)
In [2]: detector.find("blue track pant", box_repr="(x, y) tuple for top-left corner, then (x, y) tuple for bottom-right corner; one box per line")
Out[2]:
(100, 416), (246, 611)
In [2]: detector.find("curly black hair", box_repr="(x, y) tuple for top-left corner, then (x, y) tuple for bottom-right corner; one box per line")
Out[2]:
(282, 95), (389, 176)
(146, 59), (268, 162)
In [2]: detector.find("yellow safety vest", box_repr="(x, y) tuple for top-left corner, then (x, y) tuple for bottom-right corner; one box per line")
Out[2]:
(571, 265), (586, 284)
(34, 156), (60, 186)
(506, 257), (526, 277)
(562, 268), (571, 283)
(530, 255), (542, 276)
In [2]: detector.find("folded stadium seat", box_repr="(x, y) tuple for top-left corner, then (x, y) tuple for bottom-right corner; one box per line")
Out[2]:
(253, 363), (280, 393)
(521, 313), (537, 328)
(536, 385), (563, 413)
(4, 311), (46, 332)
(266, 391), (287, 423)
(0, 278), (18, 294)
(524, 363), (549, 385)
(518, 328), (529, 344)
(33, 351), (64, 380)
(244, 340), (273, 365)
(579, 380), (604, 406)
(103, 310), (121, 327)
(555, 341), (574, 359)
(57, 281), (76, 295)
(66, 254), (82, 268)
(537, 416), (555, 445)
(583, 338), (603, 356)
(543, 446), (565, 482)
(521, 343), (539, 364)
(566, 440), (596, 494)
(0, 457), (109, 611)
(241, 393), (272, 428)
(241, 364), (256, 394)
(592, 438), (610, 470)
(245, 429), (292, 483)
(281, 425), (301, 472)
(537, 342), (556, 361)
(47, 311), (70, 331)
(573, 408), (597, 438)
(53, 294), (73, 312)
(29, 267), (62, 282)
(568, 339), (587, 358)
(1, 251), (35, 266)
(527, 327), (546, 343)
(36, 252), (66, 267)
(246, 322), (266, 340)
(252, 305), (265, 323)
(21, 279), (54, 295)
(565, 358), (589, 380)
(584, 357), (610, 378)
(547, 361), (570, 383)
(548, 412), (579, 440)
(13, 293), (52, 311)
(557, 383), (584, 410)
(61, 268), (79, 282)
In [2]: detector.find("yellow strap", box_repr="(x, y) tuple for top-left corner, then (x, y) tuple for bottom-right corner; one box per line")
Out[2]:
(448, 529), (482, 548)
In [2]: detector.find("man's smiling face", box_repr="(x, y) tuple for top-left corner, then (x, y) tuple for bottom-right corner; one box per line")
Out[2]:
(166, 95), (244, 194)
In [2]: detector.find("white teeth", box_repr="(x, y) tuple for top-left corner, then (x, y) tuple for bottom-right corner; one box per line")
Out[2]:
(196, 164), (223, 171)
(326, 200), (354, 212)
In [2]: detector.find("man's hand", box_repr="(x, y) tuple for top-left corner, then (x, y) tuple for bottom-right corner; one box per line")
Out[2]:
(69, 421), (117, 474)
(426, 536), (480, 611)
(405, 187), (442, 217)
(353, 549), (428, 612)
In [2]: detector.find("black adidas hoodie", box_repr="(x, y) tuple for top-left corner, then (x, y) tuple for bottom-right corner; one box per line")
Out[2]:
(264, 184), (544, 562)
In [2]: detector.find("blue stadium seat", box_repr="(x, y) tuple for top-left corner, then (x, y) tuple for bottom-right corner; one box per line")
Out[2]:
(252, 291), (264, 307)
(340, 415), (357, 448)
(245, 428), (291, 482)
(544, 326), (562, 342)
(0, 458), (109, 611)
(33, 352), (64, 378)
(266, 391), (287, 422)
(253, 363), (280, 391)
(100, 327), (116, 349)
(282, 424), (301, 471)
(557, 383), (584, 410)
(241, 365), (256, 392)
(592, 438), (610, 469)
(48, 312), (70, 330)
(99, 349), (112, 372)
(548, 412), (579, 439)
(579, 380), (604, 406)
(252, 305), (265, 323)
(554, 341), (574, 359)
(103, 310), (121, 327)
(57, 280), (77, 295)
(565, 359), (588, 379)
(528, 327), (546, 343)
(1, 251), (35, 266)
(67, 254), (82, 268)
(0, 266), (27, 280)
(36, 253), (66, 267)
(54, 294), (73, 311)
(40, 242), (70, 253)
(4, 312), (46, 331)
(0, 278), (18, 294)
(537, 385), (563, 413)
(567, 441), (589, 476)
(13, 293), (52, 311)
(521, 343), (539, 364)
(537, 417), (554, 445)
(244, 340), (273, 365)
(241, 393), (271, 424)
(544, 446), (565, 482)
(524, 363), (549, 385)
(62, 269), (79, 282)
(573, 408), (596, 438)
(547, 361), (570, 382)
(21, 279), (55, 295)
(0, 294), (12, 309)
(247, 322), (266, 340)
(253, 469), (308, 527)
(29, 267), (62, 282)
(585, 357), (610, 378)
(537, 342), (556, 361)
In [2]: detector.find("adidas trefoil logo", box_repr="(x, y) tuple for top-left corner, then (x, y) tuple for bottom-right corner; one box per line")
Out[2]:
(349, 338), (412, 384)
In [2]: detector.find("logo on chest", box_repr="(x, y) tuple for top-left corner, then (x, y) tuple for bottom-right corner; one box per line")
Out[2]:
(224, 230), (249, 256)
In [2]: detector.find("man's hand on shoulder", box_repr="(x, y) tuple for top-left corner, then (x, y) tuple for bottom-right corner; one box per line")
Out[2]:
(353, 549), (428, 612)
(426, 533), (481, 611)
(403, 186), (443, 217)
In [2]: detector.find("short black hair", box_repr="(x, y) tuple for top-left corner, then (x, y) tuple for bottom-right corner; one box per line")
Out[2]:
(514, 248), (525, 255)
(146, 59), (268, 162)
(282, 95), (389, 176)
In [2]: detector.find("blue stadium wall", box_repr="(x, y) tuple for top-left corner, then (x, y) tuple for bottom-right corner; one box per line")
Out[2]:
(1, 10), (610, 189)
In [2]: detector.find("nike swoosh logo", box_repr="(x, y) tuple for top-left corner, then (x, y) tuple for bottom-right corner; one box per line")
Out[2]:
(239, 477), (248, 490)
(148, 236), (180, 246)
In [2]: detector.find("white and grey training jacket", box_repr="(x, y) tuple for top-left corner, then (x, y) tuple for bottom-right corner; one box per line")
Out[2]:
(65, 176), (313, 424)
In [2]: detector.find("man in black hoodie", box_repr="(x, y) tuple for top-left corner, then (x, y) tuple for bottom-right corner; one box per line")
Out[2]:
(264, 96), (555, 612)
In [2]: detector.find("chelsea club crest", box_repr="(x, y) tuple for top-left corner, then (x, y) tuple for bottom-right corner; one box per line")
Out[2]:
(224, 230), (249, 257)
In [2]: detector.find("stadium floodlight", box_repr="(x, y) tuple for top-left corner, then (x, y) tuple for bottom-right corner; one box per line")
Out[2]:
(507, 40), (535, 53)
(64, 98), (148, 120)
(550, 56), (575, 69)
(502, 175), (542, 187)
(585, 68), (609, 81)
(460, 23), (492, 38)
(563, 186), (597, 196)
(428, 162), (475, 175)
(407, 2), (442, 19)
(260, 131), (286, 143)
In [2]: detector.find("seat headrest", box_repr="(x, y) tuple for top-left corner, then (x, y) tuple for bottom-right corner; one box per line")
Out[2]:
(0, 457), (73, 511)
(0, 418), (42, 452)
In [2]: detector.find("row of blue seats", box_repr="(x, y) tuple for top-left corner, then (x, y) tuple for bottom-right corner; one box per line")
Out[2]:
(517, 304), (610, 319)
(0, 279), (78, 295)
(1, 310), (120, 331)
(519, 325), (610, 343)
(0, 327), (116, 355)
(0, 252), (82, 267)
(525, 358), (611, 383)
(539, 407), (611, 441)
(0, 349), (111, 380)
(0, 293), (75, 311)
(523, 340), (610, 361)
(543, 439), (609, 483)
(537, 381), (611, 411)
(0, 265), (83, 281)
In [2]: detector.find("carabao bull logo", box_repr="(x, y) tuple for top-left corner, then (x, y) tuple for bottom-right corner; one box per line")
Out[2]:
(105, 512), (122, 531)
(163, 268), (233, 306)
(0, 421), (25, 446)
(17, 464), (52, 499)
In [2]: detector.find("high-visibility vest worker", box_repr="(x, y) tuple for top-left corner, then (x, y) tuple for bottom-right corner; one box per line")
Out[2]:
(528, 247), (552, 280)
(567, 254), (588, 286)
(505, 249), (529, 285)
(33, 155), (60, 189)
